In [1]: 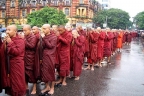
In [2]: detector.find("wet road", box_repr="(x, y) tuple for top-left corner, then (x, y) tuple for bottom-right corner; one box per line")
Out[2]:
(1, 38), (144, 96)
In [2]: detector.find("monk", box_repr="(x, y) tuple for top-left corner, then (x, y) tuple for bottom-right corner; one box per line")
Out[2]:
(56, 25), (72, 86)
(0, 25), (26, 96)
(122, 31), (126, 44)
(23, 25), (37, 95)
(103, 28), (113, 64)
(32, 26), (42, 81)
(97, 27), (106, 67)
(40, 24), (57, 95)
(117, 30), (123, 52)
(85, 28), (99, 70)
(126, 31), (132, 45)
(71, 30), (85, 80)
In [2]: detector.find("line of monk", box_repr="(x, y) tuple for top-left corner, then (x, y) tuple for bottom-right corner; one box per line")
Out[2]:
(0, 24), (137, 96)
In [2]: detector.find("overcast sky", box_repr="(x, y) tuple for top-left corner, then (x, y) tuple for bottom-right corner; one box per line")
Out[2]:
(98, 0), (144, 18)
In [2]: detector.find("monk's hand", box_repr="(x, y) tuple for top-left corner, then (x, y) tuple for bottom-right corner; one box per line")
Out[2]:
(56, 32), (60, 36)
(40, 60), (42, 64)
(6, 37), (12, 43)
(41, 33), (45, 38)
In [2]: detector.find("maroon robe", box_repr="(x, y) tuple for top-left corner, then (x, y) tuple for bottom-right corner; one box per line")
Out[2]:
(41, 33), (57, 82)
(57, 31), (72, 77)
(72, 35), (85, 76)
(89, 32), (99, 62)
(78, 29), (86, 37)
(97, 31), (106, 60)
(34, 32), (42, 79)
(126, 33), (132, 43)
(104, 32), (113, 57)
(113, 32), (117, 52)
(24, 34), (37, 83)
(0, 35), (26, 96)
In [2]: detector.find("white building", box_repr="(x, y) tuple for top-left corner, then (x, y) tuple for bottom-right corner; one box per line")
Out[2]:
(97, 0), (111, 10)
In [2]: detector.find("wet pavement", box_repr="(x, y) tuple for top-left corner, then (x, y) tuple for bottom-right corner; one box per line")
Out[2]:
(1, 38), (144, 96)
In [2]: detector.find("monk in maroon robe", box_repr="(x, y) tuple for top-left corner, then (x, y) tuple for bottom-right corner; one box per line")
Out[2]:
(85, 29), (99, 70)
(71, 30), (85, 80)
(97, 27), (106, 67)
(0, 25), (26, 96)
(126, 31), (132, 45)
(103, 29), (114, 64)
(76, 25), (87, 69)
(122, 31), (126, 44)
(32, 26), (42, 81)
(23, 25), (37, 94)
(40, 24), (57, 95)
(56, 25), (72, 86)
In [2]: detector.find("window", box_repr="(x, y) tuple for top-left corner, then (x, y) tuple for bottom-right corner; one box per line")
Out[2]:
(11, 0), (15, 7)
(40, 0), (48, 6)
(22, 10), (26, 17)
(30, 0), (37, 7)
(32, 9), (35, 12)
(65, 0), (70, 5)
(1, 10), (5, 18)
(21, 0), (27, 7)
(1, 3), (5, 9)
(65, 8), (69, 16)
(53, 0), (58, 6)
(79, 0), (83, 4)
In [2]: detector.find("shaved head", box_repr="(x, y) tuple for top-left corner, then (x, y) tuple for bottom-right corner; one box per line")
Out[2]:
(43, 24), (51, 28)
(32, 26), (39, 34)
(23, 24), (31, 30)
(6, 25), (17, 37)
(23, 24), (31, 36)
(8, 25), (17, 31)
(58, 25), (66, 34)
(42, 24), (51, 35)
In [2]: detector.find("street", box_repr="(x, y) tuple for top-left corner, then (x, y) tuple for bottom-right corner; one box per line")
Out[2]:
(1, 37), (144, 96)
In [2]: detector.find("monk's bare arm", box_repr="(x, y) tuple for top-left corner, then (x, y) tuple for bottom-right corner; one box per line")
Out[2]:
(7, 39), (25, 56)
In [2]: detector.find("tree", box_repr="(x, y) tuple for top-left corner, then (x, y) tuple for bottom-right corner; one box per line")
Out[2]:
(134, 11), (144, 30)
(93, 8), (131, 29)
(27, 7), (68, 27)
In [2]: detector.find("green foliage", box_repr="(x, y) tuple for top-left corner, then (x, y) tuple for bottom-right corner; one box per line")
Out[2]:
(93, 8), (131, 29)
(27, 7), (68, 27)
(134, 11), (144, 30)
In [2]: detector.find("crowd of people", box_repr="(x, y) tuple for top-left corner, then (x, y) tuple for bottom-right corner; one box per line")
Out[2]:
(0, 24), (137, 96)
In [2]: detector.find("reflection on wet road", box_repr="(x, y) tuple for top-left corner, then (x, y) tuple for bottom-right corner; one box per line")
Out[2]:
(1, 38), (144, 96)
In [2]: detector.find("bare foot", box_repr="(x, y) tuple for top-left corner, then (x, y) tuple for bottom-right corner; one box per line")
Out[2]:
(84, 67), (91, 70)
(62, 81), (67, 86)
(48, 88), (54, 95)
(74, 76), (80, 80)
(91, 67), (94, 71)
(99, 64), (102, 67)
(55, 80), (62, 84)
(41, 87), (50, 93)
(31, 90), (36, 95)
